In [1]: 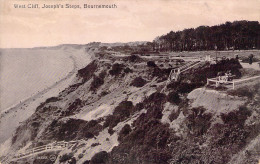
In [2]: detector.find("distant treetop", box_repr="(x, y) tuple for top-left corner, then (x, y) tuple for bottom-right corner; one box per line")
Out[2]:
(152, 20), (260, 52)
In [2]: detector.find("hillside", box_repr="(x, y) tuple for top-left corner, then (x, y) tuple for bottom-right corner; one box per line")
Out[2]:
(1, 44), (260, 164)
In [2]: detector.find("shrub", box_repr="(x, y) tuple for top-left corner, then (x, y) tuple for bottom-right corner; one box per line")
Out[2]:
(113, 101), (134, 118)
(241, 56), (259, 63)
(169, 109), (180, 122)
(90, 151), (108, 164)
(103, 101), (134, 129)
(167, 91), (180, 104)
(220, 106), (251, 126)
(228, 87), (254, 99)
(98, 71), (107, 79)
(186, 107), (212, 136)
(143, 92), (167, 109)
(45, 97), (60, 103)
(78, 154), (84, 159)
(84, 132), (95, 139)
(65, 98), (82, 116)
(118, 124), (132, 142)
(130, 77), (147, 87)
(90, 76), (104, 91)
(177, 83), (197, 94)
(60, 153), (74, 163)
(78, 61), (98, 82)
(126, 55), (142, 62)
(103, 115), (121, 129)
(109, 63), (124, 76)
(124, 67), (133, 73)
(43, 118), (102, 141)
(147, 61), (157, 67)
(100, 91), (109, 96)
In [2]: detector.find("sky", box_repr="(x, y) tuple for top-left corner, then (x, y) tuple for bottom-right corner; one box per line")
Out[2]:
(0, 0), (259, 48)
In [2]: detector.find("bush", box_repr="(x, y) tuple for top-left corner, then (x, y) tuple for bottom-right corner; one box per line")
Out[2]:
(65, 98), (82, 116)
(118, 124), (132, 142)
(45, 97), (60, 103)
(169, 109), (180, 122)
(78, 60), (98, 82)
(221, 106), (251, 126)
(113, 101), (134, 118)
(147, 61), (157, 67)
(126, 55), (142, 62)
(78, 153), (84, 159)
(241, 56), (259, 63)
(43, 118), (102, 141)
(124, 67), (133, 73)
(103, 115), (121, 129)
(186, 107), (212, 136)
(90, 151), (108, 164)
(104, 101), (134, 129)
(228, 87), (254, 99)
(167, 91), (180, 104)
(60, 153), (74, 163)
(130, 77), (147, 87)
(109, 63), (124, 76)
(90, 76), (104, 91)
(100, 91), (109, 96)
(177, 83), (197, 94)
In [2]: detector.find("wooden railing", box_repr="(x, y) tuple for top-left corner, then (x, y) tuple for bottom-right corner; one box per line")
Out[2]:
(207, 75), (260, 89)
(1, 141), (78, 163)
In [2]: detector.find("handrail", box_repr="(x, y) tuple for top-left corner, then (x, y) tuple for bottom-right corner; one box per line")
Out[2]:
(10, 140), (77, 161)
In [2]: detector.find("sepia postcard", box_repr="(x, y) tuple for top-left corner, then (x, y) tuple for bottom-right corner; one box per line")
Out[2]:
(0, 0), (260, 163)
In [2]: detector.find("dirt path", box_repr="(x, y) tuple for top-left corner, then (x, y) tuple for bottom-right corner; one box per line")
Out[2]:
(0, 52), (78, 146)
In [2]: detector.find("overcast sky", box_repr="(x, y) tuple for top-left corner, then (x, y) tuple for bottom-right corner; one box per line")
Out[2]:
(0, 0), (259, 48)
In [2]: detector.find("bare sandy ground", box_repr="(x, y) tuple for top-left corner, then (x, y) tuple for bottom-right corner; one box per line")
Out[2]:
(0, 47), (91, 154)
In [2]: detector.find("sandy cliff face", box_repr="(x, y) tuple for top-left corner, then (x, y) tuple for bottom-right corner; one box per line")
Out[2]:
(3, 46), (260, 164)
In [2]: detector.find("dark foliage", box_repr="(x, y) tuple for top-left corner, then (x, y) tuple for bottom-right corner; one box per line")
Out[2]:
(109, 63), (125, 76)
(124, 67), (133, 74)
(177, 83), (197, 94)
(147, 61), (157, 67)
(211, 123), (249, 148)
(62, 83), (83, 95)
(167, 91), (180, 104)
(186, 107), (213, 136)
(183, 59), (242, 85)
(45, 97), (61, 104)
(60, 153), (74, 163)
(100, 91), (109, 96)
(43, 119), (102, 141)
(130, 77), (147, 87)
(107, 92), (172, 164)
(168, 109), (180, 122)
(90, 76), (104, 91)
(90, 151), (108, 164)
(78, 60), (98, 82)
(64, 98), (82, 116)
(228, 87), (254, 99)
(241, 56), (259, 63)
(126, 55), (143, 63)
(152, 67), (171, 80)
(154, 21), (260, 51)
(104, 101), (134, 129)
(221, 106), (251, 126)
(118, 124), (132, 142)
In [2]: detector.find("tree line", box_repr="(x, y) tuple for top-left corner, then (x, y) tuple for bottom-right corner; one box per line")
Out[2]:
(151, 20), (260, 52)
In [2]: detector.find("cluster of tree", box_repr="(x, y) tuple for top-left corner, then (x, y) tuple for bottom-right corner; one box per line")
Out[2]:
(151, 20), (260, 51)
